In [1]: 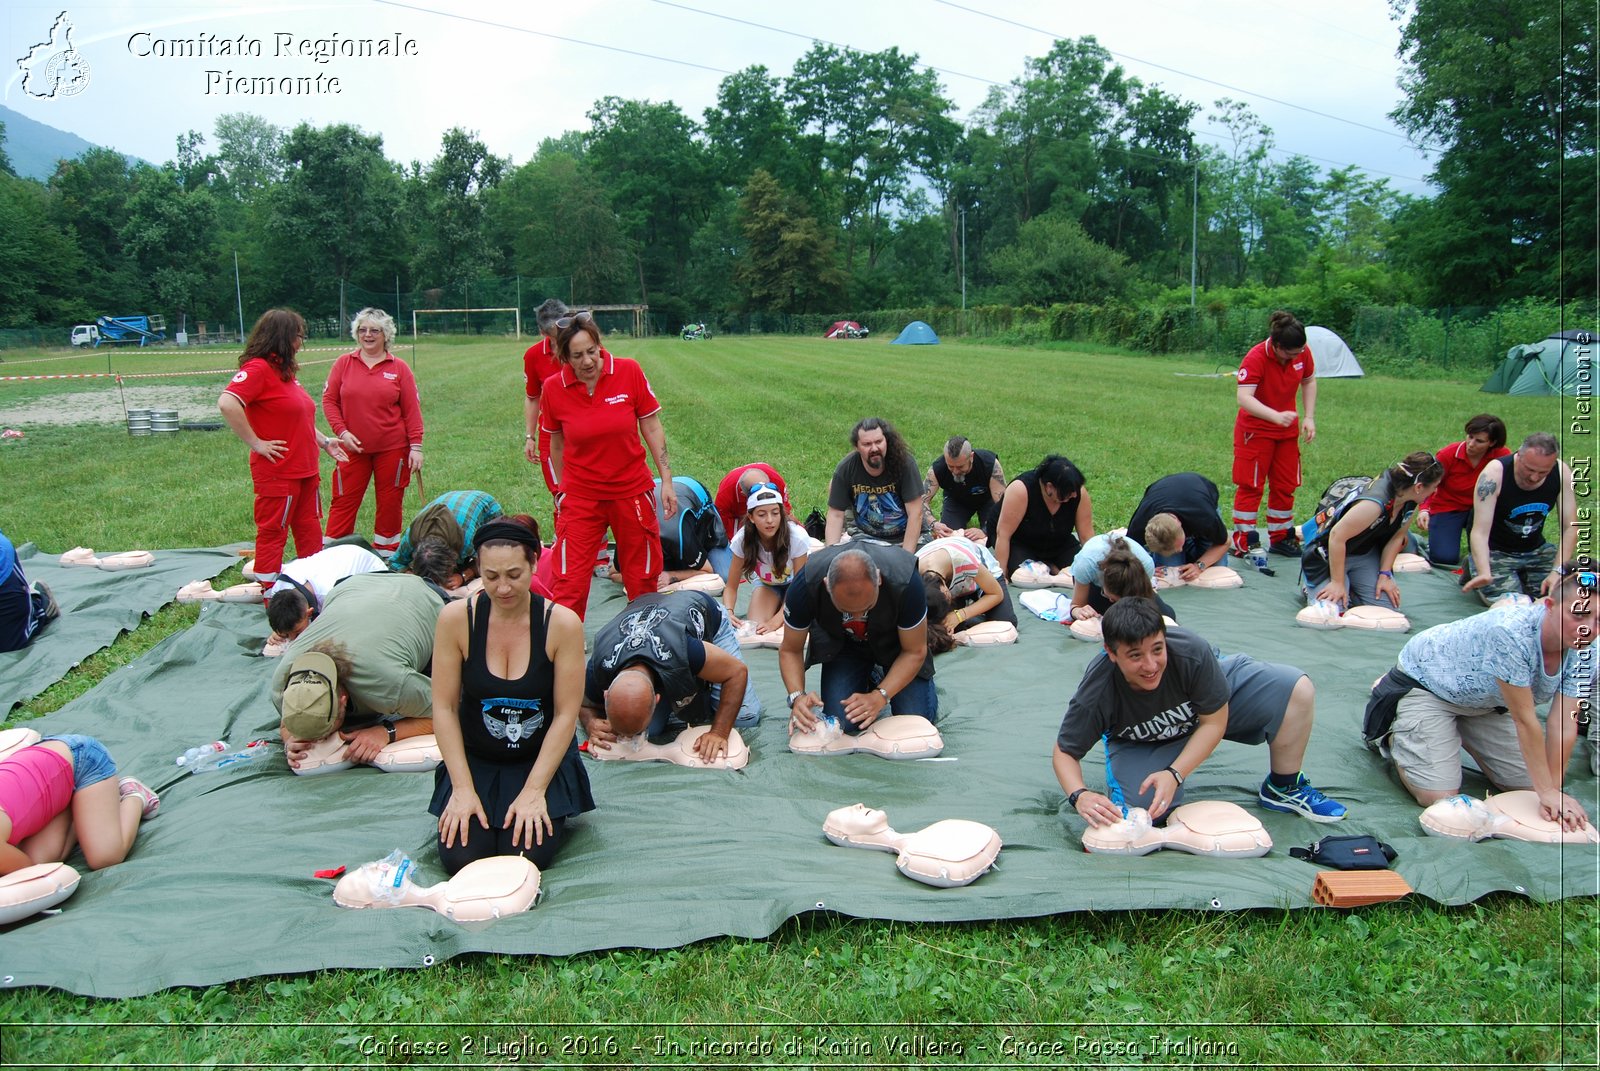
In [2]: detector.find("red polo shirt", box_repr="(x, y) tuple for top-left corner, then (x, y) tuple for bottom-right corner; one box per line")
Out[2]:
(539, 354), (661, 499)
(1235, 340), (1315, 440)
(1423, 440), (1512, 514)
(224, 358), (319, 488)
(321, 351), (423, 453)
(522, 337), (559, 400)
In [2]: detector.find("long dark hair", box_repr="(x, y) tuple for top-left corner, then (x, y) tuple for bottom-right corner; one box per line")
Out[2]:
(921, 573), (958, 654)
(738, 507), (793, 581)
(240, 308), (305, 381)
(852, 417), (912, 476)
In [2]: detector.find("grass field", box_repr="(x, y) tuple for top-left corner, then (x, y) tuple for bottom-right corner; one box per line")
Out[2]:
(0, 334), (1595, 1067)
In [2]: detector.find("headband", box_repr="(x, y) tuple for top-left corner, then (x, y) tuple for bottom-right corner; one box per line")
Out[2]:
(473, 520), (542, 555)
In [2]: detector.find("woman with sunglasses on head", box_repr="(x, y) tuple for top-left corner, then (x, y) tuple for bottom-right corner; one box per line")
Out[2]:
(321, 307), (424, 557)
(218, 308), (348, 587)
(1231, 310), (1317, 560)
(723, 483), (811, 635)
(1299, 451), (1445, 611)
(535, 311), (676, 619)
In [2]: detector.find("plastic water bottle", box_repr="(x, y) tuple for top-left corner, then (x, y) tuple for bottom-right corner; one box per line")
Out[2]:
(211, 740), (276, 771)
(176, 741), (227, 769)
(370, 848), (415, 903)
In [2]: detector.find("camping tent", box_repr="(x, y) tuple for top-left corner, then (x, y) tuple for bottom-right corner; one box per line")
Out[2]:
(1305, 325), (1363, 378)
(824, 320), (867, 339)
(1481, 329), (1596, 396)
(891, 320), (940, 345)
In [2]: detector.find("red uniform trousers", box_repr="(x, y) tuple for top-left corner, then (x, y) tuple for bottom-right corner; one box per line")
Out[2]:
(540, 490), (662, 619)
(325, 446), (411, 553)
(1231, 428), (1301, 548)
(252, 475), (323, 580)
(535, 429), (560, 499)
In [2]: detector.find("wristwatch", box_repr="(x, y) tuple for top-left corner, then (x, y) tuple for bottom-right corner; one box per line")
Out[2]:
(1067, 788), (1088, 808)
(786, 690), (804, 709)
(875, 687), (890, 703)
(384, 720), (397, 745)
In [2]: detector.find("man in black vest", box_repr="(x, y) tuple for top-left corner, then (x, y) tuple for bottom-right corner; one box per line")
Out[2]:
(780, 542), (936, 735)
(926, 435), (1006, 541)
(1464, 432), (1577, 603)
(579, 590), (755, 763)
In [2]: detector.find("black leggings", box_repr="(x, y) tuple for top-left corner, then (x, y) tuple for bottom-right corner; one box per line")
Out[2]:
(437, 817), (568, 875)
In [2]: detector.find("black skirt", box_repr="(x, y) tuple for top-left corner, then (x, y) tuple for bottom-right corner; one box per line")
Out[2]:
(428, 738), (595, 823)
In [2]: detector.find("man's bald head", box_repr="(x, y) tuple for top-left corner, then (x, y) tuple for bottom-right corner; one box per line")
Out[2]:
(604, 664), (659, 736)
(825, 549), (881, 615)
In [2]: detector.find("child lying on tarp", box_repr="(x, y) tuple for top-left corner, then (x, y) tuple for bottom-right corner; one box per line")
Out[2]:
(0, 733), (158, 875)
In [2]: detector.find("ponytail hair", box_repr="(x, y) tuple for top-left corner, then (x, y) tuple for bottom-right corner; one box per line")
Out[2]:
(1390, 451), (1444, 492)
(1100, 536), (1157, 602)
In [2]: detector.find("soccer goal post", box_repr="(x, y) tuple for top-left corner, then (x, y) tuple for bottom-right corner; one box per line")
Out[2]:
(411, 307), (522, 340)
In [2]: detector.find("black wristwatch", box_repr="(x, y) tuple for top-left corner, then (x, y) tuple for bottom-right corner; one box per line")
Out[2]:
(1067, 788), (1088, 808)
(384, 720), (397, 745)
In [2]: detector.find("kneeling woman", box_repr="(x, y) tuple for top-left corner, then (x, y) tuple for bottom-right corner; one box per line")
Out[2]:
(918, 535), (1017, 652)
(430, 517), (594, 874)
(989, 454), (1094, 578)
(1300, 452), (1444, 610)
(724, 483), (811, 635)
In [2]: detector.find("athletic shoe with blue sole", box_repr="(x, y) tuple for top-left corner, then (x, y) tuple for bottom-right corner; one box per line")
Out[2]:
(1259, 774), (1347, 822)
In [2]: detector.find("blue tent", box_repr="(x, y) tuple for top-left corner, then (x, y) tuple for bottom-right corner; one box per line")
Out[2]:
(891, 320), (941, 345)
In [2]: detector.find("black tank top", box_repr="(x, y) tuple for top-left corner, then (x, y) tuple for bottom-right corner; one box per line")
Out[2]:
(1490, 453), (1560, 553)
(459, 592), (556, 762)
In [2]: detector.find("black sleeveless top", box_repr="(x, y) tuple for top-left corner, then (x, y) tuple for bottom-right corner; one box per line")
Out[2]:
(1490, 453), (1560, 553)
(1003, 470), (1082, 563)
(933, 450), (1000, 514)
(460, 592), (557, 762)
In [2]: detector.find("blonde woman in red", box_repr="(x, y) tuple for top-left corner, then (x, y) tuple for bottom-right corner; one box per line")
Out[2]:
(322, 308), (424, 556)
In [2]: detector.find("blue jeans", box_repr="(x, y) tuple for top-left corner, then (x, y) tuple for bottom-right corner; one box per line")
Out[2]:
(707, 545), (733, 581)
(1424, 511), (1468, 566)
(818, 652), (938, 735)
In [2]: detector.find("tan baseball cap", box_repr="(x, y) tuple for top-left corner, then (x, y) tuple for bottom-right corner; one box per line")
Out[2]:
(281, 651), (340, 741)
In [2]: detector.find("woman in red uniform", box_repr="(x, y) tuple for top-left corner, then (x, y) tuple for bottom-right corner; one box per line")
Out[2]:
(322, 307), (424, 556)
(1231, 310), (1317, 558)
(218, 309), (348, 585)
(537, 312), (677, 618)
(1416, 413), (1509, 566)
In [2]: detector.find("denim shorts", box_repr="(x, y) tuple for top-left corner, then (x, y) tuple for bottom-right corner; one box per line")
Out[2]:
(42, 733), (117, 791)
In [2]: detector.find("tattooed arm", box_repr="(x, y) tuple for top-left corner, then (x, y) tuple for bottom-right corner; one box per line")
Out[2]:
(1463, 466), (1502, 591)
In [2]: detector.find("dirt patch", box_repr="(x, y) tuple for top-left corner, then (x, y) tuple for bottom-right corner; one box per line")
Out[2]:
(0, 385), (223, 427)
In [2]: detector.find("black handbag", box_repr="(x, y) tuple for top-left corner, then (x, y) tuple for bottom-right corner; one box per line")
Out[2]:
(1289, 834), (1398, 870)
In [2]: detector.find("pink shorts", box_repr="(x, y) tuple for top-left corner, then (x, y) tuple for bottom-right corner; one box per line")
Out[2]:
(0, 744), (73, 845)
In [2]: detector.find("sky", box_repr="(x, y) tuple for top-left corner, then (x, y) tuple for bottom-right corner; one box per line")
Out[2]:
(2, 0), (1438, 195)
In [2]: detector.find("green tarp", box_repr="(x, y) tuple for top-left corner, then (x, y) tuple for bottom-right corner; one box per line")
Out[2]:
(0, 542), (242, 713)
(2, 562), (1595, 997)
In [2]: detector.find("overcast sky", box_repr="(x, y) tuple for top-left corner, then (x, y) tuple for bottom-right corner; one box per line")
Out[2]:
(3, 0), (1437, 194)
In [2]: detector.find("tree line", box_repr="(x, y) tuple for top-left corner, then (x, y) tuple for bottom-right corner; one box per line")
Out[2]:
(0, 1), (1590, 335)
